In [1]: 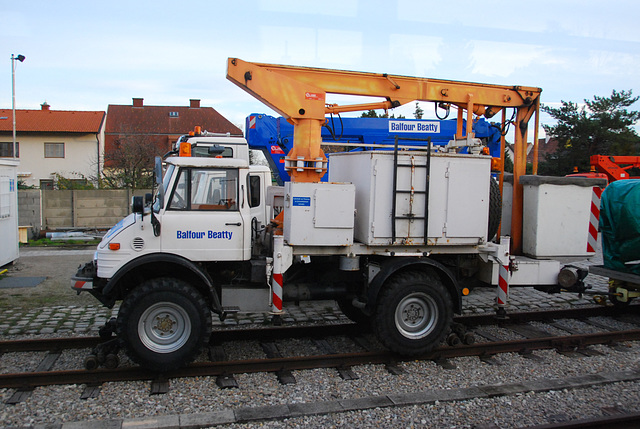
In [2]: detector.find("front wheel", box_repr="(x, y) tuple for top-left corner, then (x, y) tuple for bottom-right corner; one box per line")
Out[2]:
(373, 270), (452, 355)
(116, 278), (212, 372)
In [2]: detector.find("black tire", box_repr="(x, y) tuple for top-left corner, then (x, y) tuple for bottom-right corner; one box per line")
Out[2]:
(373, 270), (453, 356)
(116, 278), (212, 372)
(337, 299), (370, 326)
(488, 178), (502, 241)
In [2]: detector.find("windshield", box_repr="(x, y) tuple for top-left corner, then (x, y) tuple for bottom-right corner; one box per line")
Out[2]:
(153, 163), (175, 213)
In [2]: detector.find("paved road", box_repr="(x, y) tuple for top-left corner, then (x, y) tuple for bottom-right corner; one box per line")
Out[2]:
(0, 246), (610, 336)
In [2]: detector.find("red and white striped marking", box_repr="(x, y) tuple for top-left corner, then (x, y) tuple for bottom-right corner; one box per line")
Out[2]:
(587, 186), (603, 253)
(248, 116), (256, 129)
(271, 236), (285, 314)
(497, 264), (509, 306)
(272, 273), (283, 312)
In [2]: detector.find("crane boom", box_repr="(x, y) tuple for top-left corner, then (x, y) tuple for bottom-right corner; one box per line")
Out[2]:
(227, 57), (542, 254)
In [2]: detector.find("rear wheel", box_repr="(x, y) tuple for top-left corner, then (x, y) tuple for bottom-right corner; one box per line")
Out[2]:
(373, 270), (452, 355)
(488, 178), (502, 241)
(116, 278), (212, 372)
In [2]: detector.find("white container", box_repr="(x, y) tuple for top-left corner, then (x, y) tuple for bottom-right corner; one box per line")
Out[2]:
(0, 159), (19, 266)
(329, 151), (491, 247)
(521, 176), (606, 258)
(500, 173), (513, 236)
(284, 182), (355, 246)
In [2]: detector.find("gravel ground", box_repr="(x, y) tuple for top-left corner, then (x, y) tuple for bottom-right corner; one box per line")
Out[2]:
(1, 245), (639, 428)
(1, 326), (639, 427)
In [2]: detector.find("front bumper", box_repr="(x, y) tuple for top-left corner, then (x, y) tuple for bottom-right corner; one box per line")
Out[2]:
(71, 261), (97, 291)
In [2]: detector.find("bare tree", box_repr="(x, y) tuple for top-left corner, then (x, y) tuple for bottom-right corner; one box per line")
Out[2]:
(102, 129), (159, 189)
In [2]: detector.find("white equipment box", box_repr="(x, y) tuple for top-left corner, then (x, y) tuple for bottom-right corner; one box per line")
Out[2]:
(329, 151), (491, 247)
(0, 159), (19, 266)
(521, 175), (607, 258)
(284, 182), (355, 246)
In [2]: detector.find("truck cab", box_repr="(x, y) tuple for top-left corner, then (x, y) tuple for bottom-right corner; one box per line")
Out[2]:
(72, 130), (274, 371)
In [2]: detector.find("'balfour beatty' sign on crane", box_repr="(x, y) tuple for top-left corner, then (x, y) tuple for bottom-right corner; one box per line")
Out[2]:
(389, 120), (440, 133)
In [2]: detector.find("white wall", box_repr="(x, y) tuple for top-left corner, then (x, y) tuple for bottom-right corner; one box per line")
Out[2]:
(16, 132), (102, 187)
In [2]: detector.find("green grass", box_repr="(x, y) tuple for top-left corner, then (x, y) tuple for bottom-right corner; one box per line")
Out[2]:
(22, 237), (101, 247)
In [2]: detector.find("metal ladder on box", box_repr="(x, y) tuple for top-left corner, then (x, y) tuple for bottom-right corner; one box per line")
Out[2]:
(391, 136), (432, 245)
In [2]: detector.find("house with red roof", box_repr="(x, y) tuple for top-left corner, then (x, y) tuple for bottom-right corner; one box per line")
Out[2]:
(104, 98), (242, 167)
(0, 102), (105, 188)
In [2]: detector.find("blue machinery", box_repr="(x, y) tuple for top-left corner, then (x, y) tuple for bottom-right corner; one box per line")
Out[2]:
(245, 114), (502, 185)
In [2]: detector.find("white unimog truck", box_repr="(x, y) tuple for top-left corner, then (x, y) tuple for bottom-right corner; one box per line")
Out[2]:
(73, 59), (597, 372)
(73, 124), (574, 372)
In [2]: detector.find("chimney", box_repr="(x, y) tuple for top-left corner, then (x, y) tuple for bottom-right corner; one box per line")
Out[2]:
(190, 99), (200, 108)
(133, 98), (144, 107)
(41, 102), (50, 111)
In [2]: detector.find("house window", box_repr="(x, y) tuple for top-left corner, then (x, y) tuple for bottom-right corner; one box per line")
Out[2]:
(0, 142), (19, 158)
(169, 111), (179, 117)
(45, 142), (65, 158)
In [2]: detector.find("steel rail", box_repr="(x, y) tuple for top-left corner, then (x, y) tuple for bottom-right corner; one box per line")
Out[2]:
(1, 328), (639, 390)
(1, 304), (637, 354)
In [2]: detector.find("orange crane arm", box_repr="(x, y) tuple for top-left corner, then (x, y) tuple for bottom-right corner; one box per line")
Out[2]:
(591, 155), (640, 182)
(227, 58), (542, 254)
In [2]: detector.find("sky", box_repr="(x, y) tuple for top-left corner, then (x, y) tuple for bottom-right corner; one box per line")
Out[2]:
(2, 0), (639, 138)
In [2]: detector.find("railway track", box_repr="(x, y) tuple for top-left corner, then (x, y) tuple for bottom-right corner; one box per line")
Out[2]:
(1, 305), (638, 396)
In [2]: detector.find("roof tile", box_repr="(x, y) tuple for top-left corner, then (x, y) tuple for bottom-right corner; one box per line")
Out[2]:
(0, 109), (105, 133)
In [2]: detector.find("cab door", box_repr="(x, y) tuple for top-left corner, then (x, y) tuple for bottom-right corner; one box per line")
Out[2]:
(161, 167), (251, 261)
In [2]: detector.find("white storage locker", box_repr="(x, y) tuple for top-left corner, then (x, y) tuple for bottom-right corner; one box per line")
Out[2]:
(283, 182), (355, 246)
(328, 151), (491, 247)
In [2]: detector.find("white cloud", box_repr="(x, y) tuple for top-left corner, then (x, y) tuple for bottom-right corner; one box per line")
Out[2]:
(258, 0), (358, 17)
(468, 41), (550, 78)
(587, 50), (640, 76)
(389, 34), (443, 75)
(317, 29), (362, 66)
(258, 26), (318, 63)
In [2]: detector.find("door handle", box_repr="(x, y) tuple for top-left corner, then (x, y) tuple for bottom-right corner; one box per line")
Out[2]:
(225, 222), (242, 226)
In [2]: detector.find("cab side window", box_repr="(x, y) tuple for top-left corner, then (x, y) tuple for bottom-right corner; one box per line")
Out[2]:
(169, 168), (238, 211)
(169, 169), (188, 209)
(248, 175), (261, 208)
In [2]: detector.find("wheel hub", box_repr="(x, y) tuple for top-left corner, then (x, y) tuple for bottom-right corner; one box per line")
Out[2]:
(395, 292), (438, 340)
(138, 302), (191, 353)
(403, 304), (423, 324)
(154, 314), (176, 335)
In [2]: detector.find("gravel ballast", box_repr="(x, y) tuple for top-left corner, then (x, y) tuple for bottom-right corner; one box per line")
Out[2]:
(1, 246), (639, 427)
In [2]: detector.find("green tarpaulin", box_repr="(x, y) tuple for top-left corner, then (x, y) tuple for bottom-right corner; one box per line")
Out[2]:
(599, 179), (640, 275)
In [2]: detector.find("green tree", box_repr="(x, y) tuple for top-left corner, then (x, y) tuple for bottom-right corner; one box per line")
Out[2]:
(359, 110), (405, 119)
(413, 102), (424, 119)
(539, 90), (640, 176)
(361, 109), (381, 118)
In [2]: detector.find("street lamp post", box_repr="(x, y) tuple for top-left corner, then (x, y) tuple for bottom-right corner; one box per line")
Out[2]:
(11, 54), (25, 160)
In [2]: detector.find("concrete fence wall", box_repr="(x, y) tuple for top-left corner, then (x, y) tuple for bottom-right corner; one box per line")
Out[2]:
(18, 189), (151, 239)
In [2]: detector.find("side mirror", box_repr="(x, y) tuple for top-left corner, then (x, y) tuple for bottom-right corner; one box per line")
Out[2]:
(155, 157), (163, 186)
(154, 156), (164, 209)
(132, 195), (144, 214)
